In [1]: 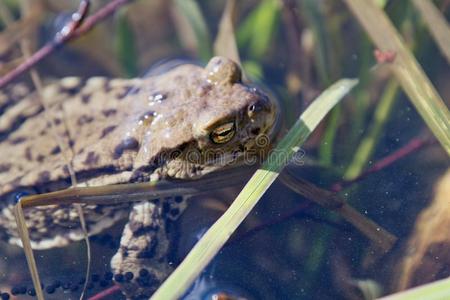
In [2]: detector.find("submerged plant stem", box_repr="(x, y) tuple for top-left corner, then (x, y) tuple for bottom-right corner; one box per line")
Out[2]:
(333, 135), (433, 192)
(279, 172), (397, 252)
(0, 0), (132, 89)
(344, 79), (399, 180)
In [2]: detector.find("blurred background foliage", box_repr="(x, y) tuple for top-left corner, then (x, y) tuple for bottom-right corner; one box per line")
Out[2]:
(0, 0), (449, 299)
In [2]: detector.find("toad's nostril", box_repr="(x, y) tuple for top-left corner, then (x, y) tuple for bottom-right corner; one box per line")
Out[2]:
(251, 128), (260, 135)
(248, 104), (262, 113)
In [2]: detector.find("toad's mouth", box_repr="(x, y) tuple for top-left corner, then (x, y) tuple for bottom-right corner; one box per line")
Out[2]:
(201, 135), (272, 170)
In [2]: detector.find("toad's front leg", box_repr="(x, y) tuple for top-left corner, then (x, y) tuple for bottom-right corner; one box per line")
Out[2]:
(111, 200), (184, 299)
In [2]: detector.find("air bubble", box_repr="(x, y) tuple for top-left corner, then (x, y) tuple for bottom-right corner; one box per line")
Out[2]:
(148, 93), (167, 103)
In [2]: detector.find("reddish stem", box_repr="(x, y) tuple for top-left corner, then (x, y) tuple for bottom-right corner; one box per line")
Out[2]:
(87, 284), (122, 300)
(331, 136), (434, 192)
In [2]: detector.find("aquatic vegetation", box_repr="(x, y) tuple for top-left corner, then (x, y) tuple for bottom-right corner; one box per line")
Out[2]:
(0, 1), (448, 299)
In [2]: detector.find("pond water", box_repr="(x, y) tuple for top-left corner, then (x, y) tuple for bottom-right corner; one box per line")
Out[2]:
(0, 1), (449, 299)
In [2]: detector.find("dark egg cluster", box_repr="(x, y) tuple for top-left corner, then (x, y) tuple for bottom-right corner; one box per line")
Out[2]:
(4, 231), (161, 299)
(113, 267), (159, 299)
(6, 230), (137, 300)
(8, 270), (117, 298)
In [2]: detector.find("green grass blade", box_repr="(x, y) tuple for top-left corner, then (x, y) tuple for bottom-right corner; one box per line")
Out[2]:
(173, 0), (212, 61)
(150, 78), (359, 300)
(300, 0), (344, 166)
(319, 106), (341, 166)
(378, 277), (450, 300)
(115, 9), (138, 77)
(14, 203), (45, 300)
(301, 0), (334, 85)
(213, 0), (240, 64)
(412, 0), (450, 64)
(374, 0), (388, 7)
(237, 0), (280, 59)
(344, 0), (450, 156)
(344, 79), (399, 180)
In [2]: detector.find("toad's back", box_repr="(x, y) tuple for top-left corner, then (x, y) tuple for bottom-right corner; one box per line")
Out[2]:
(0, 64), (219, 195)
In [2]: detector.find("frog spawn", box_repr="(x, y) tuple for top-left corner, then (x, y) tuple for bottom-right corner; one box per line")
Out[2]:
(7, 271), (117, 298)
(3, 219), (164, 299)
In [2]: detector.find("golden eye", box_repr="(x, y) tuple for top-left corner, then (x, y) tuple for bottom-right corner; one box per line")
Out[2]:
(210, 122), (236, 144)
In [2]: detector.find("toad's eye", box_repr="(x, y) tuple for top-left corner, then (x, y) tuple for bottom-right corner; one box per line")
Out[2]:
(210, 122), (236, 144)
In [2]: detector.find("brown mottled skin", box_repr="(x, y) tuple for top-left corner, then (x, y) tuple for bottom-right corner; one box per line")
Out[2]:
(0, 57), (277, 298)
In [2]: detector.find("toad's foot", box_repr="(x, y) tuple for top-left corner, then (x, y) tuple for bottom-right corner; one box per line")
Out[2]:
(111, 201), (173, 299)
